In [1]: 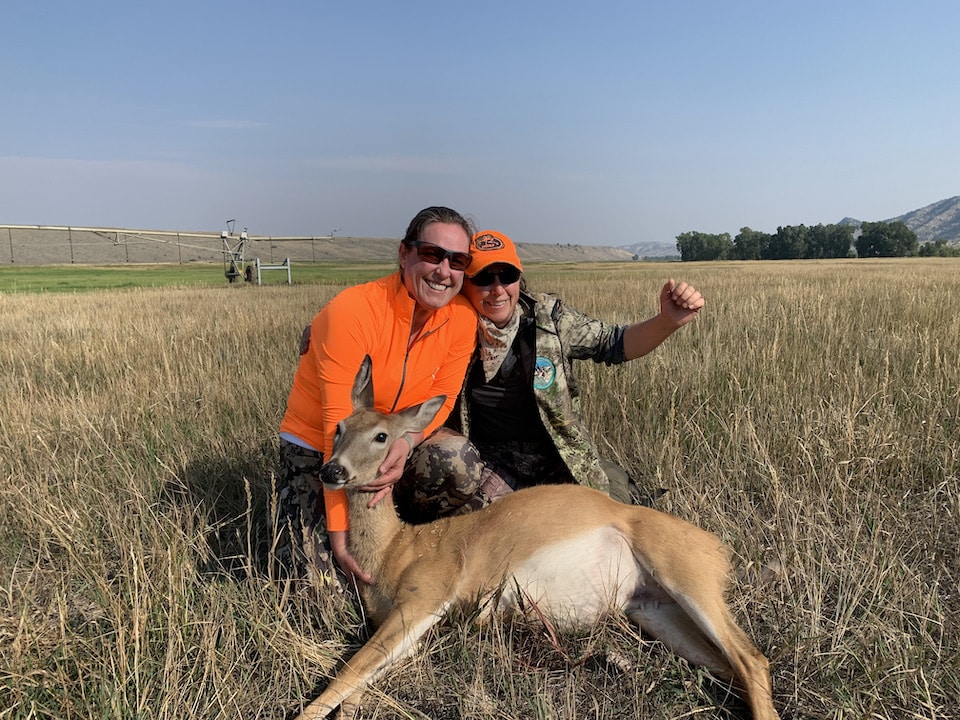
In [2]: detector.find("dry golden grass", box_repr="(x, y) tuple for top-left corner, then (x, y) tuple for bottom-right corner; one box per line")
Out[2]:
(1, 258), (957, 719)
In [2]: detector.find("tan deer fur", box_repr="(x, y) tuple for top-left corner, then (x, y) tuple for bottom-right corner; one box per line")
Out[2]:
(294, 356), (779, 720)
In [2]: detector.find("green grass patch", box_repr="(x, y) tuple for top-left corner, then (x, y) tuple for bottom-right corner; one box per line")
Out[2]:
(0, 262), (396, 293)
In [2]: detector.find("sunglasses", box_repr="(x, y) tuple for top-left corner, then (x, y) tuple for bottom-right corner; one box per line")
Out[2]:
(468, 266), (522, 286)
(407, 240), (472, 271)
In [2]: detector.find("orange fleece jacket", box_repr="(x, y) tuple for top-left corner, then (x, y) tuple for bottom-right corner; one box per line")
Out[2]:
(279, 271), (477, 531)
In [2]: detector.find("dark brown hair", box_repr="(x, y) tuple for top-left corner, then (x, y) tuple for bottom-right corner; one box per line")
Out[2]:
(401, 206), (475, 246)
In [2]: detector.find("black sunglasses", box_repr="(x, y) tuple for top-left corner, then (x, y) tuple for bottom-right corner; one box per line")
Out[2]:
(407, 240), (472, 271)
(468, 266), (522, 286)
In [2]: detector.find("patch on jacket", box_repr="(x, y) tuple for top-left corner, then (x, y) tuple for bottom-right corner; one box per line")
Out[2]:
(533, 356), (556, 390)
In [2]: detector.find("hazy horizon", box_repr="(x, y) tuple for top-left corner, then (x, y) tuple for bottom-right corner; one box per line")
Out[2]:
(3, 2), (958, 246)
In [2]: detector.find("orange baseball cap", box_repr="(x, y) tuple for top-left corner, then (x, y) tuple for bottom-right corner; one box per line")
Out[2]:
(467, 230), (524, 277)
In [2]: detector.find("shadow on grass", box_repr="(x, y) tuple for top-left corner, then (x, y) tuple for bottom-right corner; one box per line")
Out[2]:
(168, 438), (279, 580)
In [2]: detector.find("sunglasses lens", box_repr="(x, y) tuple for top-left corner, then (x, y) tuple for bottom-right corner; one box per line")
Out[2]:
(413, 242), (471, 271)
(470, 267), (521, 286)
(447, 253), (471, 271)
(415, 244), (443, 264)
(500, 267), (521, 284)
(424, 247), (444, 263)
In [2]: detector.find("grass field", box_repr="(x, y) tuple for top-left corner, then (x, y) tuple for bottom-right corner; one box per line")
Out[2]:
(0, 262), (396, 293)
(1, 259), (957, 719)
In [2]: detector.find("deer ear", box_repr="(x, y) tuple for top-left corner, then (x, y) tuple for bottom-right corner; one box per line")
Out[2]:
(401, 394), (446, 433)
(351, 355), (375, 410)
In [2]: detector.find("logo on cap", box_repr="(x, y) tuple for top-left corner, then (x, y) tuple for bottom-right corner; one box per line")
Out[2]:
(474, 233), (504, 251)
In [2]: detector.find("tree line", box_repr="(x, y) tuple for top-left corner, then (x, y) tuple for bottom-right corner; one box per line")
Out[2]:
(676, 221), (960, 261)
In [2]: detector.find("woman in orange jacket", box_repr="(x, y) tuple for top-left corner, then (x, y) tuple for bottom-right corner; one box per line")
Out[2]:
(277, 206), (480, 586)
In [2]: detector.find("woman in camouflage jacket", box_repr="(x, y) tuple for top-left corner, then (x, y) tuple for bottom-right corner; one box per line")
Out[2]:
(428, 229), (705, 508)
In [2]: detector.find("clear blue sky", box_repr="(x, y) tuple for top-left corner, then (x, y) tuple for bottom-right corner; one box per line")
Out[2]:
(2, 1), (958, 246)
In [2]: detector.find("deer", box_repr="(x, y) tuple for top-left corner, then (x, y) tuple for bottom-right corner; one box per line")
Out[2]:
(294, 356), (780, 720)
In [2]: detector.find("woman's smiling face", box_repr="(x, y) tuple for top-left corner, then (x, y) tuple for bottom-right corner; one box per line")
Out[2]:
(399, 222), (471, 313)
(461, 263), (521, 328)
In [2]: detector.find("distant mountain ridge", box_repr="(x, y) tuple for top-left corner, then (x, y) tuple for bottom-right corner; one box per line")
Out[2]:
(840, 196), (960, 244)
(883, 196), (960, 243)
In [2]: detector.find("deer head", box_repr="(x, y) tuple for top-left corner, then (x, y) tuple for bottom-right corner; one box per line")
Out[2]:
(319, 355), (446, 492)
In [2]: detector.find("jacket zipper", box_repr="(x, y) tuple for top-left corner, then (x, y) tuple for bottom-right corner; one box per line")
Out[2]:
(390, 317), (449, 412)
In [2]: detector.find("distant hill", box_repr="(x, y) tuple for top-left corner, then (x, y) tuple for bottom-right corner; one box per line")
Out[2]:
(5, 195), (956, 266)
(884, 196), (960, 243)
(841, 196), (960, 244)
(513, 242), (637, 262)
(274, 238), (639, 264)
(0, 226), (642, 265)
(616, 241), (680, 259)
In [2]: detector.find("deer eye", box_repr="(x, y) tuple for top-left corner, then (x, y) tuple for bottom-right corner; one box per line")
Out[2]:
(374, 432), (388, 443)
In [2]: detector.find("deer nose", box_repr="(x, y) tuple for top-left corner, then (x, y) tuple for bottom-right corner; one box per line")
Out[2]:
(320, 462), (347, 487)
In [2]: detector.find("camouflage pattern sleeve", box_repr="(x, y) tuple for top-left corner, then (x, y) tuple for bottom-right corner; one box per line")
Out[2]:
(537, 293), (627, 365)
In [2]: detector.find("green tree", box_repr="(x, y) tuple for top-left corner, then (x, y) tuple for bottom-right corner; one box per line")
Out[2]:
(767, 225), (808, 259)
(732, 227), (771, 260)
(807, 223), (855, 258)
(918, 239), (960, 257)
(855, 221), (918, 257)
(676, 231), (732, 261)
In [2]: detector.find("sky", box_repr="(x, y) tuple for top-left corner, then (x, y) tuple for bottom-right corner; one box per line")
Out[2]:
(2, 1), (958, 247)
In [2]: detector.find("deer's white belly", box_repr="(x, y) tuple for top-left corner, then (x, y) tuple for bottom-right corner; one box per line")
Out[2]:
(497, 525), (641, 629)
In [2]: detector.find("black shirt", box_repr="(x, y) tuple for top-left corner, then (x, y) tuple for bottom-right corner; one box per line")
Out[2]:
(467, 335), (546, 444)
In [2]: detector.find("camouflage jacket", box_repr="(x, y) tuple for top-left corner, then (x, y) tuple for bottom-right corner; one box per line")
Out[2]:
(454, 291), (627, 493)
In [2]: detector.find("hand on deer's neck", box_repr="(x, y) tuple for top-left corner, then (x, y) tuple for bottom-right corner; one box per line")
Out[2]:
(330, 529), (374, 585)
(367, 485), (392, 508)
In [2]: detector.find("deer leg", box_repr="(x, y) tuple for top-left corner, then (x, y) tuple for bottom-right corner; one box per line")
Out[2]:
(625, 512), (779, 719)
(692, 604), (777, 720)
(626, 597), (731, 673)
(295, 601), (449, 720)
(626, 593), (778, 720)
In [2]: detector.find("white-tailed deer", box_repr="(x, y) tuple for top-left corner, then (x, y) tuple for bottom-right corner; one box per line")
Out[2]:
(295, 357), (780, 720)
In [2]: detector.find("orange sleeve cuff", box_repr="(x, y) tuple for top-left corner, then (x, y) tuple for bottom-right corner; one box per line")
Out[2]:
(323, 487), (349, 532)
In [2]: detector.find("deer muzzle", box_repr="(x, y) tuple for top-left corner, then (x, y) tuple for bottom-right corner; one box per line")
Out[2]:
(320, 461), (349, 489)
